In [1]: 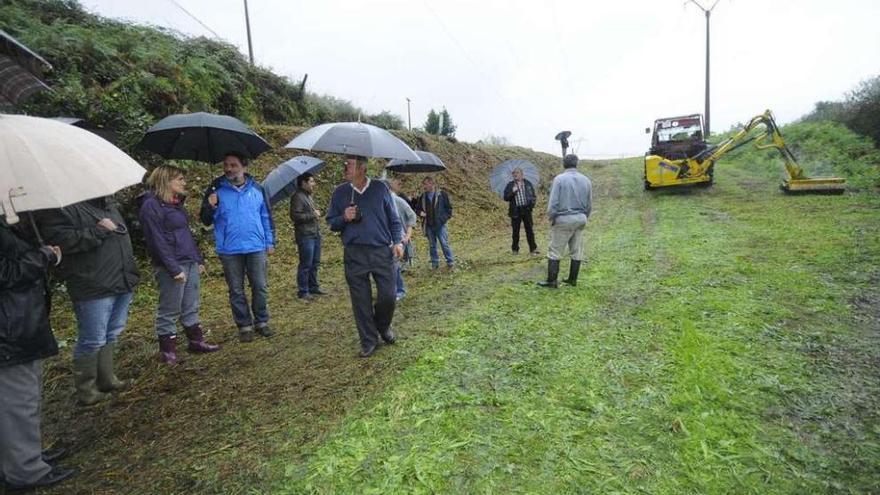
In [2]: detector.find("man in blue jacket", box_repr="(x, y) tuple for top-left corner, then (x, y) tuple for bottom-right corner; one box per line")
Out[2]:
(200, 153), (276, 343)
(327, 155), (404, 358)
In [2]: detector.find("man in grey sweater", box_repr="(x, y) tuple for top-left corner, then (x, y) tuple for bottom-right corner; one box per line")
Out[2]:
(539, 154), (593, 288)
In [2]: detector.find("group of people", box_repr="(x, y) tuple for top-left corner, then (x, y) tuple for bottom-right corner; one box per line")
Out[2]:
(0, 150), (591, 491)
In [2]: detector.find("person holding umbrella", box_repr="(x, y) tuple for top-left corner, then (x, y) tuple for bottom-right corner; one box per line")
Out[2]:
(139, 166), (221, 364)
(289, 172), (327, 300)
(326, 155), (404, 358)
(0, 218), (77, 490)
(199, 152), (275, 343)
(503, 167), (539, 255)
(415, 176), (455, 269)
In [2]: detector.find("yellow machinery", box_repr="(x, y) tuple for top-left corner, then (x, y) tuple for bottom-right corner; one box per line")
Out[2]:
(644, 110), (846, 193)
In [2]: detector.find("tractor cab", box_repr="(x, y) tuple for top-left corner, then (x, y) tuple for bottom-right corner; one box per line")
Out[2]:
(648, 114), (707, 159)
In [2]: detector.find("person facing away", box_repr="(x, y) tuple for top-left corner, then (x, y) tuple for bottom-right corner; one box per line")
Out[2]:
(388, 177), (417, 300)
(502, 167), (539, 255)
(289, 172), (328, 300)
(139, 165), (220, 365)
(539, 153), (593, 288)
(326, 155), (404, 358)
(414, 176), (454, 269)
(1, 218), (77, 491)
(199, 152), (276, 343)
(38, 195), (140, 406)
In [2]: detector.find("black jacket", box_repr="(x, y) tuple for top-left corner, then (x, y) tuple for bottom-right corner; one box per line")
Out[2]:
(289, 189), (321, 240)
(503, 179), (537, 218)
(0, 219), (59, 367)
(38, 197), (140, 302)
(415, 189), (453, 228)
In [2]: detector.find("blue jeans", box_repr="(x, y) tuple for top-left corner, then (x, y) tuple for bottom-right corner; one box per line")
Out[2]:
(296, 236), (322, 296)
(218, 251), (269, 328)
(395, 264), (406, 299)
(425, 224), (454, 268)
(72, 292), (134, 357)
(154, 262), (201, 336)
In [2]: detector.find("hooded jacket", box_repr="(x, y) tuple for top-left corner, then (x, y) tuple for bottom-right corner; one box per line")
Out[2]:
(138, 191), (204, 275)
(199, 175), (275, 255)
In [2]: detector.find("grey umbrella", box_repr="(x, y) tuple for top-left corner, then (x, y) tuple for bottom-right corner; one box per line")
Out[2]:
(262, 156), (325, 207)
(385, 150), (446, 173)
(135, 112), (271, 164)
(0, 29), (52, 111)
(490, 159), (540, 198)
(286, 122), (419, 160)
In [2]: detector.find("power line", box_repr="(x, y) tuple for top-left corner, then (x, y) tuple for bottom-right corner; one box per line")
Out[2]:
(167, 0), (221, 38)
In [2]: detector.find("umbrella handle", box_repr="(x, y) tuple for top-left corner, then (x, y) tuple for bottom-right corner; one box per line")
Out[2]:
(1, 188), (24, 225)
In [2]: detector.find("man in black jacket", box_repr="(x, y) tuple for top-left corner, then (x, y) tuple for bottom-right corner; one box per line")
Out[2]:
(414, 176), (455, 269)
(503, 167), (539, 255)
(0, 218), (76, 490)
(38, 197), (140, 405)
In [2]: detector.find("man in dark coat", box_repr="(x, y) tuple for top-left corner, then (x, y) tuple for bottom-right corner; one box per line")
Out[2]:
(0, 218), (76, 490)
(38, 196), (140, 405)
(502, 167), (539, 255)
(289, 172), (327, 299)
(414, 176), (455, 269)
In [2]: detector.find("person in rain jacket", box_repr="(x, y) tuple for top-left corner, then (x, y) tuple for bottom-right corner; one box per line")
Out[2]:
(199, 152), (275, 343)
(0, 218), (77, 490)
(140, 165), (221, 364)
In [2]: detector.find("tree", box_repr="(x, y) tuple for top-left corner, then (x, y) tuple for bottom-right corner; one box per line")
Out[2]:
(367, 110), (404, 130)
(423, 107), (456, 137)
(479, 133), (510, 146)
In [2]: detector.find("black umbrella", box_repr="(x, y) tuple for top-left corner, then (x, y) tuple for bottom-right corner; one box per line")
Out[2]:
(385, 150), (446, 173)
(136, 112), (270, 163)
(0, 29), (52, 111)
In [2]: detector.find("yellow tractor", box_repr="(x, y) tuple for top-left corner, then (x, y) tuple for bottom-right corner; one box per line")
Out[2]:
(643, 110), (846, 193)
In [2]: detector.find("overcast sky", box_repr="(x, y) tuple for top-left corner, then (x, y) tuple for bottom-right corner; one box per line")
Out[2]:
(81, 0), (879, 157)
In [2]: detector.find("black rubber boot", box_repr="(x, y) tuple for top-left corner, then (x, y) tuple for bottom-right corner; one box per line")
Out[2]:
(563, 260), (581, 286)
(538, 259), (560, 288)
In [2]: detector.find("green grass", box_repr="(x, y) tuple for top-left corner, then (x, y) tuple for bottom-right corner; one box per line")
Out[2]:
(268, 159), (880, 494)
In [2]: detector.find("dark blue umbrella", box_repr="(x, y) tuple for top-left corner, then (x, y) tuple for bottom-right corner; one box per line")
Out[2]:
(262, 155), (325, 206)
(385, 150), (446, 173)
(135, 112), (270, 164)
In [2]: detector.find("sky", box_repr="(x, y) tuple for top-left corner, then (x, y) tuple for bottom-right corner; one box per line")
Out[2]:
(80, 0), (880, 157)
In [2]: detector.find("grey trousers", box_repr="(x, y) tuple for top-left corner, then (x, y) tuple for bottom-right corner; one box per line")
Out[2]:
(343, 244), (398, 350)
(0, 360), (52, 485)
(154, 261), (201, 336)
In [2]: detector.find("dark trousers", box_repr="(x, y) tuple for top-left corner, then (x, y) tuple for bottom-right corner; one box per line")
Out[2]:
(511, 209), (537, 253)
(0, 360), (52, 485)
(343, 244), (397, 350)
(296, 236), (322, 296)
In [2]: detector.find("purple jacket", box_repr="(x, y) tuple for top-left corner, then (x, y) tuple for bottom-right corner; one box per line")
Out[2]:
(139, 192), (204, 276)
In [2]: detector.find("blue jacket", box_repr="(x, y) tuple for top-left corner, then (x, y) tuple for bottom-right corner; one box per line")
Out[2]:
(199, 175), (275, 255)
(139, 192), (204, 275)
(326, 179), (403, 247)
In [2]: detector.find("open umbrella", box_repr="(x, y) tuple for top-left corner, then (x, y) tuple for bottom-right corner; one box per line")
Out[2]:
(385, 150), (446, 173)
(135, 112), (270, 163)
(286, 122), (419, 160)
(490, 159), (540, 198)
(262, 155), (325, 207)
(0, 115), (146, 224)
(0, 29), (52, 111)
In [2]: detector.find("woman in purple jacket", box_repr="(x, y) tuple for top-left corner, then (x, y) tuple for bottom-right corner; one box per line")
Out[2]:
(140, 166), (220, 364)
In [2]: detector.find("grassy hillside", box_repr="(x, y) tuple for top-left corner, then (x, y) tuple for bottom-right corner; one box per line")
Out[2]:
(0, 0), (404, 149)
(24, 123), (879, 494)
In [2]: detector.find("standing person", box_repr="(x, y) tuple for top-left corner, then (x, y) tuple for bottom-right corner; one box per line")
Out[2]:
(414, 176), (454, 269)
(199, 153), (275, 343)
(326, 155), (404, 358)
(289, 172), (327, 300)
(139, 166), (220, 365)
(539, 154), (593, 288)
(388, 177), (417, 300)
(0, 219), (77, 490)
(503, 167), (539, 255)
(39, 196), (139, 405)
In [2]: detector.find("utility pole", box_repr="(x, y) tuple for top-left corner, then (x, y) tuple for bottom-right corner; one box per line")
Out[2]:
(406, 98), (412, 131)
(687, 0), (721, 136)
(244, 0), (254, 65)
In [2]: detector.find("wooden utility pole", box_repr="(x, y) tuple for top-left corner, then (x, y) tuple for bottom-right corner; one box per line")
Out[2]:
(244, 0), (254, 65)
